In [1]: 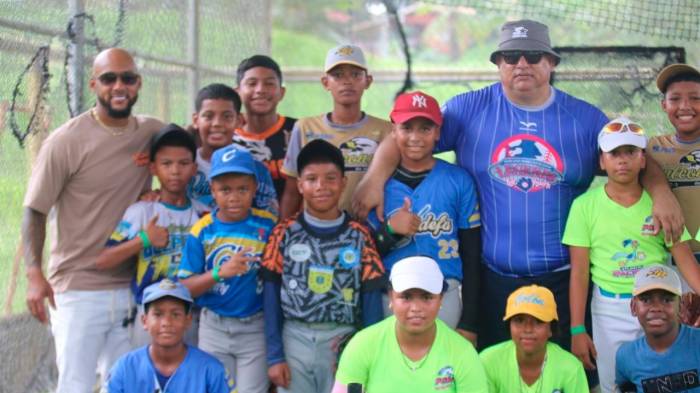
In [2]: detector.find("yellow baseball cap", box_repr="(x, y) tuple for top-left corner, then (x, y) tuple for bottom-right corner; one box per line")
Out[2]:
(503, 285), (558, 322)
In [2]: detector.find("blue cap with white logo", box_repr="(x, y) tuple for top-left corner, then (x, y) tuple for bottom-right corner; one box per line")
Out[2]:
(142, 279), (193, 306)
(209, 144), (257, 181)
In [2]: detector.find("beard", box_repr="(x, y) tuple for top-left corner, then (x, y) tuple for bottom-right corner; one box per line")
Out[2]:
(98, 94), (138, 118)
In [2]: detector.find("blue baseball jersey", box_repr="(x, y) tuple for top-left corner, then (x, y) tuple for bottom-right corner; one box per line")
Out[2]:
(367, 159), (480, 279)
(439, 83), (608, 277)
(177, 209), (276, 317)
(187, 147), (279, 216)
(103, 345), (237, 393)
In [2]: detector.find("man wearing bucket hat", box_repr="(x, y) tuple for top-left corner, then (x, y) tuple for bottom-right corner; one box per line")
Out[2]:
(353, 19), (684, 358)
(480, 285), (587, 393)
(615, 265), (700, 393)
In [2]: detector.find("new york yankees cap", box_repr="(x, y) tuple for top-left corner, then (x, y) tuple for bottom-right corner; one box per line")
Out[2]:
(390, 91), (443, 126)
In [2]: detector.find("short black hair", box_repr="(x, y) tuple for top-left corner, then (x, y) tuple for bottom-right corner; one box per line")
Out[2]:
(297, 139), (345, 175)
(236, 55), (283, 85)
(662, 73), (700, 94)
(150, 123), (197, 162)
(144, 295), (192, 314)
(194, 83), (241, 113)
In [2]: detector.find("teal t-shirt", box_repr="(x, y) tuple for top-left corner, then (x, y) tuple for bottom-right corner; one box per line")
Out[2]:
(480, 340), (587, 393)
(335, 316), (487, 393)
(562, 186), (690, 294)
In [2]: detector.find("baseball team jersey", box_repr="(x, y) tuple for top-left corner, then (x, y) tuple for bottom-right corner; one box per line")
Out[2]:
(186, 147), (279, 216)
(439, 83), (608, 277)
(178, 209), (276, 317)
(648, 134), (700, 254)
(106, 200), (205, 304)
(282, 113), (391, 212)
(367, 159), (480, 278)
(480, 340), (587, 393)
(616, 324), (700, 393)
(563, 186), (691, 294)
(261, 213), (385, 324)
(335, 316), (488, 393)
(103, 345), (237, 393)
(233, 116), (297, 198)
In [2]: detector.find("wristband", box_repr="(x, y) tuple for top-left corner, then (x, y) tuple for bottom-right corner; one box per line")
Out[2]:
(138, 230), (151, 248)
(212, 264), (223, 283)
(386, 221), (396, 236)
(570, 325), (586, 336)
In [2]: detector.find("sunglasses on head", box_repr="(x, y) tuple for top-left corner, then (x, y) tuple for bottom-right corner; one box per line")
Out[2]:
(499, 51), (545, 65)
(603, 119), (645, 135)
(97, 72), (140, 86)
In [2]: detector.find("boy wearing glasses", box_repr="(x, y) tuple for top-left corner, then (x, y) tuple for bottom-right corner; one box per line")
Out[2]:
(366, 91), (481, 343)
(178, 145), (277, 393)
(279, 44), (391, 219)
(563, 117), (700, 392)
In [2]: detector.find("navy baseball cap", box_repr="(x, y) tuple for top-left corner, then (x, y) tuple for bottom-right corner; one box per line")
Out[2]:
(142, 279), (193, 306)
(209, 144), (257, 181)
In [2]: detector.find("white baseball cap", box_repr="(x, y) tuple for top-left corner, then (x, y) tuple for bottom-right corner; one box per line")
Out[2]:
(390, 256), (444, 295)
(633, 265), (682, 297)
(324, 44), (367, 73)
(598, 116), (647, 152)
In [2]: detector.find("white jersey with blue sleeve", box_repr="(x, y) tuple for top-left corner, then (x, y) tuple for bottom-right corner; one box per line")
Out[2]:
(368, 159), (480, 279)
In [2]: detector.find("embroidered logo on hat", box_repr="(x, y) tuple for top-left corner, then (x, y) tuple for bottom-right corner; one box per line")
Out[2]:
(412, 94), (427, 108)
(646, 266), (668, 279)
(512, 26), (528, 38)
(337, 45), (354, 56)
(159, 279), (177, 290)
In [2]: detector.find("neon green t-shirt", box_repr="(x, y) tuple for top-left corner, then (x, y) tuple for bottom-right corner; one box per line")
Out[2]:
(335, 316), (487, 393)
(562, 186), (691, 294)
(479, 340), (587, 393)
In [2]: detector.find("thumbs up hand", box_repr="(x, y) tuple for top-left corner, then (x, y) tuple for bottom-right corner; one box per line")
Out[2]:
(387, 197), (420, 237)
(145, 214), (169, 248)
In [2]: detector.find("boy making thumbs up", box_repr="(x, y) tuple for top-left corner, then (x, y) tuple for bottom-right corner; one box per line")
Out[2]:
(367, 92), (482, 343)
(97, 124), (204, 348)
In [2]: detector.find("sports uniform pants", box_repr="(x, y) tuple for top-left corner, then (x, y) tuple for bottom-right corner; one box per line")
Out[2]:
(198, 308), (268, 393)
(382, 278), (462, 328)
(279, 321), (355, 393)
(50, 288), (131, 393)
(591, 285), (643, 393)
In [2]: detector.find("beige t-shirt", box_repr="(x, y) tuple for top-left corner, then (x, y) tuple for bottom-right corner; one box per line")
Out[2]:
(648, 133), (700, 253)
(282, 113), (391, 212)
(24, 110), (164, 292)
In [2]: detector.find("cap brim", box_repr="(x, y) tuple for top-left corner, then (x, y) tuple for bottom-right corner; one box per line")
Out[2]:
(598, 134), (647, 152)
(390, 112), (443, 126)
(390, 274), (443, 295)
(633, 284), (682, 297)
(503, 309), (558, 322)
(143, 292), (193, 305)
(209, 167), (256, 181)
(324, 61), (367, 73)
(656, 64), (700, 93)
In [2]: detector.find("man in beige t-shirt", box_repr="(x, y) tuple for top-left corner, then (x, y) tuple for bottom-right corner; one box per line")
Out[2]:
(22, 48), (163, 393)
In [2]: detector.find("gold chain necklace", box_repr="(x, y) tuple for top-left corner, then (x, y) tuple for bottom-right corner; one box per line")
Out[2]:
(91, 108), (136, 136)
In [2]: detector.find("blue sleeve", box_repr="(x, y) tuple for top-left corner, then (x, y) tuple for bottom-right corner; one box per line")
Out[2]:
(103, 359), (126, 393)
(438, 92), (474, 153)
(361, 289), (384, 327)
(614, 343), (632, 389)
(263, 280), (285, 366)
(254, 161), (279, 218)
(177, 234), (206, 279)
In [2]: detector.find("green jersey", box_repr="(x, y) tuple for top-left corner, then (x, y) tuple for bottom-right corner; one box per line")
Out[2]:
(480, 341), (587, 393)
(335, 316), (487, 393)
(563, 186), (690, 294)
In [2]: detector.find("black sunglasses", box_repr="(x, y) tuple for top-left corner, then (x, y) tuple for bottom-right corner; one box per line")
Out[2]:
(499, 51), (545, 65)
(97, 71), (140, 86)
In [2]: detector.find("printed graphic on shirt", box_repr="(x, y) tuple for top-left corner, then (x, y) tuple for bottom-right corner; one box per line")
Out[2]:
(664, 149), (700, 189)
(488, 134), (564, 192)
(640, 369), (699, 393)
(434, 366), (455, 390)
(338, 136), (379, 172)
(611, 239), (646, 277)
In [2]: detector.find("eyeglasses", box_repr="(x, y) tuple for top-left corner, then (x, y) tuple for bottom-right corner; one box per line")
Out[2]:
(499, 51), (545, 65)
(96, 72), (140, 86)
(602, 119), (645, 135)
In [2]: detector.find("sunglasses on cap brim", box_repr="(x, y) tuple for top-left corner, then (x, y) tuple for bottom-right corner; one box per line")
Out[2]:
(603, 120), (645, 135)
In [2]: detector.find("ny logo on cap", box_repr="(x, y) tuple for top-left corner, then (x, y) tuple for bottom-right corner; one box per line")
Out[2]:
(222, 149), (237, 162)
(512, 26), (528, 38)
(337, 46), (354, 56)
(412, 94), (427, 108)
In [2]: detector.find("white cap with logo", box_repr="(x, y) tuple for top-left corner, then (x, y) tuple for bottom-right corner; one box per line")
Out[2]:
(633, 264), (682, 296)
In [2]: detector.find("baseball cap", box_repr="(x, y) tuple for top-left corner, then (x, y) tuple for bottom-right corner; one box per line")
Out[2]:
(633, 265), (682, 296)
(503, 285), (558, 322)
(142, 279), (194, 306)
(389, 256), (444, 295)
(490, 19), (560, 65)
(149, 123), (197, 162)
(598, 116), (647, 152)
(297, 139), (345, 175)
(324, 44), (367, 73)
(209, 144), (257, 181)
(390, 91), (443, 126)
(656, 63), (700, 93)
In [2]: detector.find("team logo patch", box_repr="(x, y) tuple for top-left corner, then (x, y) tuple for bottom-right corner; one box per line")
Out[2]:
(512, 26), (528, 38)
(645, 266), (668, 279)
(488, 134), (564, 192)
(665, 149), (700, 188)
(308, 265), (334, 294)
(641, 216), (655, 236)
(338, 247), (360, 268)
(434, 366), (455, 390)
(289, 243), (312, 262)
(339, 137), (378, 172)
(515, 294), (544, 306)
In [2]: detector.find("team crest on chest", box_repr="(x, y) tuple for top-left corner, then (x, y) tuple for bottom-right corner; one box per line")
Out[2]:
(308, 265), (334, 294)
(488, 134), (564, 192)
(416, 205), (454, 238)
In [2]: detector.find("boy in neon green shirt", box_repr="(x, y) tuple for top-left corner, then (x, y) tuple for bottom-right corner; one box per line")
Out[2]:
(480, 285), (587, 393)
(564, 116), (700, 392)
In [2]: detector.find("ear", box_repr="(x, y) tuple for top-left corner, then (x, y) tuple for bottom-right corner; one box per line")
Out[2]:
(191, 112), (199, 130)
(141, 311), (148, 331)
(279, 85), (287, 100)
(89, 77), (97, 91)
(640, 150), (646, 170)
(339, 174), (348, 194)
(599, 153), (605, 171)
(365, 74), (374, 90)
(321, 75), (330, 90)
(296, 176), (304, 196)
(661, 97), (668, 112)
(149, 161), (157, 176)
(630, 298), (638, 317)
(433, 124), (441, 142)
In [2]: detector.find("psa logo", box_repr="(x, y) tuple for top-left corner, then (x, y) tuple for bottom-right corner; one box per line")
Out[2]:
(489, 134), (564, 192)
(434, 366), (455, 390)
